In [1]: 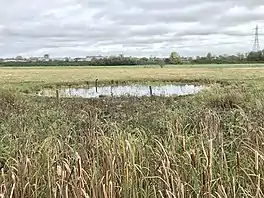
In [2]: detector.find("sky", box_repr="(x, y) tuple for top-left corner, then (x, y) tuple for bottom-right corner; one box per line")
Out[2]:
(0, 0), (264, 58)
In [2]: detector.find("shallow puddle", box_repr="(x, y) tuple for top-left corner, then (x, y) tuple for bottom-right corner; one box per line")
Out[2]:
(39, 84), (204, 98)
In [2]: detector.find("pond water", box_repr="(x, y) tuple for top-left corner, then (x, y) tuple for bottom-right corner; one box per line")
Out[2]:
(39, 84), (204, 98)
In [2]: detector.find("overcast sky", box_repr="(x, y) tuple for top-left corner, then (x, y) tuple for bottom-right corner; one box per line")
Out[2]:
(0, 0), (264, 58)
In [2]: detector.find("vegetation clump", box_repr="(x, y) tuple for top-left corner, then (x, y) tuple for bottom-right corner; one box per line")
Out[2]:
(0, 82), (263, 197)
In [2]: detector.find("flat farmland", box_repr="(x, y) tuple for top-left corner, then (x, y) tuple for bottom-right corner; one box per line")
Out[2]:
(1, 66), (264, 86)
(1, 65), (264, 197)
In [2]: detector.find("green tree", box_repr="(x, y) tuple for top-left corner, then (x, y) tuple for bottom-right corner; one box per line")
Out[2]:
(247, 51), (262, 62)
(206, 52), (213, 63)
(237, 53), (245, 61)
(169, 52), (182, 64)
(157, 59), (165, 68)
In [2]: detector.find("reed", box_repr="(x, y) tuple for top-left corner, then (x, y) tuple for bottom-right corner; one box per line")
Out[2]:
(0, 82), (264, 197)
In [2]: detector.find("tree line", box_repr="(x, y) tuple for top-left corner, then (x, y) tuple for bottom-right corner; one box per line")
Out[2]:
(192, 50), (264, 64)
(1, 50), (264, 67)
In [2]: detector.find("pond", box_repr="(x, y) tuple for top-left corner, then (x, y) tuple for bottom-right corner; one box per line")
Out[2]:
(39, 84), (204, 99)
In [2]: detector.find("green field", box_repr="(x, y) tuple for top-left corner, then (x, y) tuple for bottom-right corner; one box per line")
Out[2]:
(1, 65), (264, 197)
(1, 65), (264, 89)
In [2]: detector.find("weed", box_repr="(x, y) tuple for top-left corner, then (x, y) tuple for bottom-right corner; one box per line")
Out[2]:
(0, 67), (264, 197)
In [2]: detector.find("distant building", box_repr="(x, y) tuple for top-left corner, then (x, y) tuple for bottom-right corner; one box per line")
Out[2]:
(74, 57), (90, 62)
(3, 58), (17, 62)
(0, 55), (106, 63)
(52, 57), (68, 61)
(85, 56), (93, 61)
(85, 55), (104, 61)
(29, 57), (42, 62)
(2, 57), (26, 62)
(93, 55), (104, 60)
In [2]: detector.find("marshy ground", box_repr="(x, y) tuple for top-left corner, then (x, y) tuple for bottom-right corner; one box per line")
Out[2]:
(1, 65), (264, 197)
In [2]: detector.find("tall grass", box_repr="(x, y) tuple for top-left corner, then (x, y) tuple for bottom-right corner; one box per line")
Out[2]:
(0, 84), (264, 197)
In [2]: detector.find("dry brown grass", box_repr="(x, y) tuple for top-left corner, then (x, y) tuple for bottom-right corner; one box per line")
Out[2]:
(1, 66), (264, 197)
(0, 86), (264, 197)
(1, 67), (264, 85)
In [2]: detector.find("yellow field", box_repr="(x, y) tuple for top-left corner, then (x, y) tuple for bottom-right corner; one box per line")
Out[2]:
(1, 67), (264, 86)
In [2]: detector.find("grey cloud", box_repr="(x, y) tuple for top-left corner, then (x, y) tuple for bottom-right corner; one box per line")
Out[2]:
(176, 27), (256, 37)
(94, 1), (226, 25)
(0, 0), (264, 57)
(127, 0), (264, 10)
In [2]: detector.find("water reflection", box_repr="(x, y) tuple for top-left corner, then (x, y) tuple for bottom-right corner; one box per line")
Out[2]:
(40, 84), (204, 98)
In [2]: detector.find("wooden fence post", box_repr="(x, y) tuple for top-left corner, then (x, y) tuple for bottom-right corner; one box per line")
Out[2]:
(95, 79), (98, 93)
(111, 86), (113, 97)
(56, 90), (59, 101)
(149, 86), (153, 96)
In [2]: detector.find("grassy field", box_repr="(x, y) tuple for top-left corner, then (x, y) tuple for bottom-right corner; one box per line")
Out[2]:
(1, 65), (264, 90)
(1, 65), (264, 197)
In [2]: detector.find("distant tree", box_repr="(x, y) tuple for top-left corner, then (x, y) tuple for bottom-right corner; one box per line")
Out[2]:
(187, 57), (193, 62)
(169, 52), (182, 64)
(141, 57), (148, 62)
(158, 59), (165, 68)
(206, 52), (212, 59)
(261, 50), (264, 61)
(247, 51), (262, 62)
(5, 49), (264, 67)
(44, 54), (50, 61)
(16, 56), (23, 60)
(138, 57), (148, 65)
(237, 53), (245, 61)
(206, 52), (213, 63)
(164, 58), (170, 64)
